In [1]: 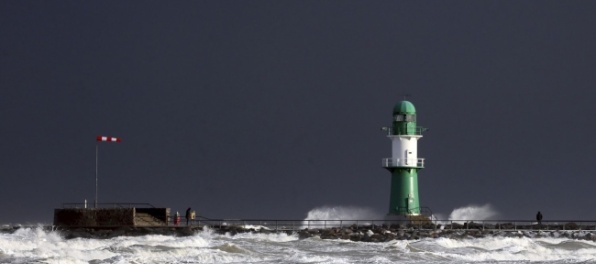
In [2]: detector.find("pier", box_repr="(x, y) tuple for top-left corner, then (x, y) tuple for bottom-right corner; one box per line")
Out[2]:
(47, 203), (596, 241)
(14, 217), (595, 242)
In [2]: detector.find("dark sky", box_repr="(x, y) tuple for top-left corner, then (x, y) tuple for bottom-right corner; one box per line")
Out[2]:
(2, 1), (596, 223)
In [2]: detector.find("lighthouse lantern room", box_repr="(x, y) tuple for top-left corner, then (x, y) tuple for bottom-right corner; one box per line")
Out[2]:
(382, 100), (427, 216)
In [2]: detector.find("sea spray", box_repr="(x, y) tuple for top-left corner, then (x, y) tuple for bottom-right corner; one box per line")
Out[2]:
(302, 206), (383, 228)
(302, 205), (500, 227)
(304, 206), (383, 220)
(448, 204), (499, 223)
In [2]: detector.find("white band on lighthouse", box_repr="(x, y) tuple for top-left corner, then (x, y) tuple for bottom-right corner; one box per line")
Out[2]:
(390, 135), (421, 167)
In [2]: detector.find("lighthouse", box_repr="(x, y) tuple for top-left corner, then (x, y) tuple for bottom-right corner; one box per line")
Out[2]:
(382, 100), (427, 216)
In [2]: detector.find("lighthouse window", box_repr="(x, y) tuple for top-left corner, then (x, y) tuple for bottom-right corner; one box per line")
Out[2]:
(395, 114), (416, 122)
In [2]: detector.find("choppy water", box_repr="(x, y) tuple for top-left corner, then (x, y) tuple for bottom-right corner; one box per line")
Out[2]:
(1, 226), (596, 263)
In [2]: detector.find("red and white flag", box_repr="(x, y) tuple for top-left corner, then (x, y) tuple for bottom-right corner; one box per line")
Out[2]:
(96, 136), (122, 143)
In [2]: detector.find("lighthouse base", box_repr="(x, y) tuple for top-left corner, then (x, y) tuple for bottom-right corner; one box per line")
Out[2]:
(384, 206), (433, 223)
(384, 213), (431, 225)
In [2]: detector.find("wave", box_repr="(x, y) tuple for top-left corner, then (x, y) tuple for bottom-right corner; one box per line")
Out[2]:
(302, 206), (383, 228)
(3, 226), (596, 263)
(223, 230), (299, 243)
(446, 204), (499, 223)
(303, 204), (500, 224)
(415, 236), (596, 262)
(304, 206), (383, 221)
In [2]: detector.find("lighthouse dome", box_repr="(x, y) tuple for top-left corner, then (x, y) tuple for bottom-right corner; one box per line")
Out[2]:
(393, 100), (416, 114)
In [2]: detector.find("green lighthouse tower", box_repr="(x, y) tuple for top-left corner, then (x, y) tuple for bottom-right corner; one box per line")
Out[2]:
(382, 101), (426, 216)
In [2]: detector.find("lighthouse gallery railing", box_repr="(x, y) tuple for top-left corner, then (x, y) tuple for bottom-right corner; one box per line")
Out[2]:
(382, 158), (425, 168)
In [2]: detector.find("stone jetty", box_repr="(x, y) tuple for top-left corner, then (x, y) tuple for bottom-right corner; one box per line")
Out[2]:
(219, 223), (596, 242)
(4, 222), (596, 242)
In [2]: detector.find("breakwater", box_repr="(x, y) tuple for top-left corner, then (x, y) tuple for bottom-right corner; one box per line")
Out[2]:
(5, 220), (596, 242)
(295, 226), (596, 242)
(219, 222), (596, 242)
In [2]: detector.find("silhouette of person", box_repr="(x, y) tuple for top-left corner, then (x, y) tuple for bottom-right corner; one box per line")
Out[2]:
(186, 207), (192, 226)
(536, 211), (543, 225)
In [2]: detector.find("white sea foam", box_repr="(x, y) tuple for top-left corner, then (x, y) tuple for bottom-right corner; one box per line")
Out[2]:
(235, 224), (272, 231)
(224, 230), (299, 242)
(2, 226), (596, 263)
(418, 236), (596, 262)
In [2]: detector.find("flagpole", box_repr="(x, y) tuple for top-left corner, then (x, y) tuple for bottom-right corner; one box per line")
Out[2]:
(94, 135), (120, 209)
(95, 142), (98, 209)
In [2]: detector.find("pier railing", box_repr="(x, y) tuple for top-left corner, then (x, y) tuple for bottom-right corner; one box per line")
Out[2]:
(174, 218), (596, 232)
(61, 202), (156, 208)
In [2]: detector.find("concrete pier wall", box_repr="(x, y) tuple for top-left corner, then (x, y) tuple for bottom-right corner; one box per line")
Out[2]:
(134, 208), (170, 226)
(54, 208), (170, 227)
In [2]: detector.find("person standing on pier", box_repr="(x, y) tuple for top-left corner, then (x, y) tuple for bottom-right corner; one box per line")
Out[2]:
(536, 211), (543, 225)
(186, 207), (192, 226)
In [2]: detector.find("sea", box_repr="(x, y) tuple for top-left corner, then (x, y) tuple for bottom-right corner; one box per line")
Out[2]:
(1, 205), (595, 264)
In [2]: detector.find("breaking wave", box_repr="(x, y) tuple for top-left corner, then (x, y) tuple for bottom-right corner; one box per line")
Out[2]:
(448, 204), (499, 223)
(303, 204), (499, 223)
(303, 206), (383, 221)
(301, 206), (383, 228)
(3, 223), (596, 263)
